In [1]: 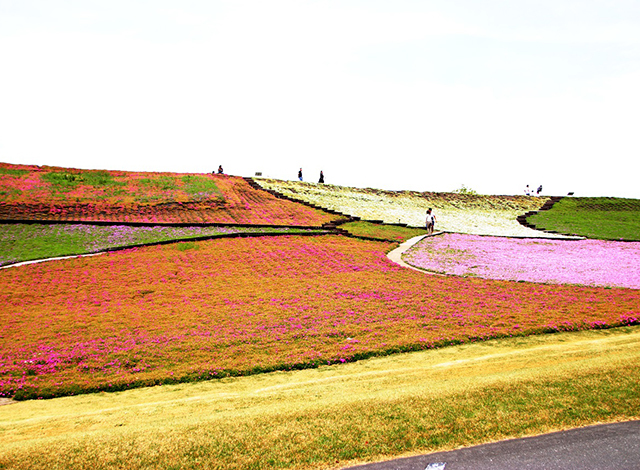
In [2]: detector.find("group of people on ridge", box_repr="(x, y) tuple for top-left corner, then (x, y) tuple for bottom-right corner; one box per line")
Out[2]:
(524, 184), (542, 196)
(298, 168), (324, 184)
(217, 165), (439, 232)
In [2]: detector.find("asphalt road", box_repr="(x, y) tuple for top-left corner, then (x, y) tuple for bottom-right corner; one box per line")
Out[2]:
(345, 420), (640, 470)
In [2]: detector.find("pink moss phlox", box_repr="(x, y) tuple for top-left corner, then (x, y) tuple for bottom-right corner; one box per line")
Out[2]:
(404, 233), (640, 289)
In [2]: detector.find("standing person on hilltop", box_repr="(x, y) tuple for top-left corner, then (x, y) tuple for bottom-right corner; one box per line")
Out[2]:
(298, 168), (303, 181)
(524, 185), (531, 196)
(537, 185), (543, 196)
(425, 208), (436, 234)
(318, 171), (324, 183)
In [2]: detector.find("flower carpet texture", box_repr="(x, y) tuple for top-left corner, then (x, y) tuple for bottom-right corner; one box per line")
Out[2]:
(0, 164), (335, 226)
(0, 223), (321, 266)
(256, 179), (567, 237)
(403, 233), (640, 289)
(0, 163), (224, 205)
(1, 235), (638, 400)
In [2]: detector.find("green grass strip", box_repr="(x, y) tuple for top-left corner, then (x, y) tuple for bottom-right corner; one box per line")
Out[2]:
(0, 168), (29, 176)
(41, 170), (125, 192)
(181, 174), (224, 199)
(0, 224), (326, 266)
(341, 221), (428, 242)
(527, 197), (640, 241)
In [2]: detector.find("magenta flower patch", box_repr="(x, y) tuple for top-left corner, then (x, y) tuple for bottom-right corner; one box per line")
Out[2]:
(403, 233), (640, 289)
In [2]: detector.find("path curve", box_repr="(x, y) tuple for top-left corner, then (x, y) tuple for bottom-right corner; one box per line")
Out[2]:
(386, 232), (443, 273)
(0, 252), (105, 270)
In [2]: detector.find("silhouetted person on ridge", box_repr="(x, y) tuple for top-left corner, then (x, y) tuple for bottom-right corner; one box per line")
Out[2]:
(318, 171), (324, 183)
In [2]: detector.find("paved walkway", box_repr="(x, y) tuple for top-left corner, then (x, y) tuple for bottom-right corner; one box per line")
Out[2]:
(0, 251), (104, 270)
(386, 232), (442, 273)
(345, 420), (640, 470)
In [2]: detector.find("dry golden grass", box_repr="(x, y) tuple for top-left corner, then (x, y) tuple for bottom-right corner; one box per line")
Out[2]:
(1, 326), (639, 469)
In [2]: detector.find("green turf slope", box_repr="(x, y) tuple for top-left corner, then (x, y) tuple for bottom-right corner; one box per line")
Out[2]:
(527, 197), (640, 241)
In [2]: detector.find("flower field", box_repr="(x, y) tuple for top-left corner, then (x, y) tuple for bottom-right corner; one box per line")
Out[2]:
(0, 163), (225, 205)
(0, 223), (325, 266)
(0, 164), (335, 226)
(402, 233), (640, 289)
(2, 235), (638, 400)
(256, 179), (567, 237)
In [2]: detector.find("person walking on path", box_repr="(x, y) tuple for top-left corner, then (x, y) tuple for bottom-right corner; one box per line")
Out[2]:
(318, 171), (324, 183)
(298, 168), (303, 181)
(425, 208), (436, 234)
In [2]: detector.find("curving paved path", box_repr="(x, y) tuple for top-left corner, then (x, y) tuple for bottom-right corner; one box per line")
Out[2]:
(0, 252), (105, 270)
(386, 233), (442, 273)
(345, 420), (640, 470)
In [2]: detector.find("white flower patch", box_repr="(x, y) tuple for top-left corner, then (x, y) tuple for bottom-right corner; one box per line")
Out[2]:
(256, 179), (574, 238)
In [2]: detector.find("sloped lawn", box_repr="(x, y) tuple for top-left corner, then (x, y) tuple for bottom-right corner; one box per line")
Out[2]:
(527, 197), (640, 241)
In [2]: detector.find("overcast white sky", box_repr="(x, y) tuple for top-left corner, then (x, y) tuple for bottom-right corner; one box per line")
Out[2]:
(1, 1), (639, 197)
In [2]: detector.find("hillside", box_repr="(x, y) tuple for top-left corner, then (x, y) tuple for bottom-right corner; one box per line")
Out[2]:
(1, 165), (639, 470)
(255, 178), (567, 237)
(526, 196), (640, 241)
(0, 163), (336, 226)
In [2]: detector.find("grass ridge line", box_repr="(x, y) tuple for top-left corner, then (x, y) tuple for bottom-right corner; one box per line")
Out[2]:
(517, 196), (565, 233)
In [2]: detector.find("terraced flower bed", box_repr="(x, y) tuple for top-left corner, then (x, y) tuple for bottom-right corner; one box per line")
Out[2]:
(0, 164), (336, 226)
(256, 179), (564, 237)
(2, 235), (638, 400)
(403, 233), (640, 289)
(0, 224), (326, 267)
